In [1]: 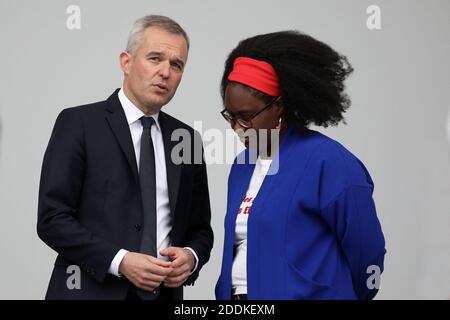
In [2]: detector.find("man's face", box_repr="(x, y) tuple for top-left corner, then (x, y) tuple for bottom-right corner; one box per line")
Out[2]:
(121, 26), (188, 113)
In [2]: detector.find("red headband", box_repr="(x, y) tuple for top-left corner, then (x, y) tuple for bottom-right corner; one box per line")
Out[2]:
(228, 57), (280, 96)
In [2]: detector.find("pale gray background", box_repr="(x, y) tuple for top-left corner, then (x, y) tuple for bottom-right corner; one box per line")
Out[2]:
(0, 0), (449, 299)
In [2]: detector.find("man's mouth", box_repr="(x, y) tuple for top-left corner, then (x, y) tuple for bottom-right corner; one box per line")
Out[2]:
(153, 83), (169, 92)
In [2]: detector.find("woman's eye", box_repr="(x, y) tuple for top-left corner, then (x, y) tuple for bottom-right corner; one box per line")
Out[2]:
(239, 114), (253, 121)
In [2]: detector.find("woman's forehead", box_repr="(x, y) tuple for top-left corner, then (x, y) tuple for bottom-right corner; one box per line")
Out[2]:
(225, 83), (264, 107)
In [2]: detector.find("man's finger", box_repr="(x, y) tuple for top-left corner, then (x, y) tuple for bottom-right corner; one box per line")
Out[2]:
(169, 256), (185, 269)
(145, 263), (173, 276)
(167, 265), (187, 277)
(160, 247), (179, 259)
(141, 273), (167, 283)
(165, 272), (188, 284)
(164, 282), (180, 288)
(147, 255), (173, 267)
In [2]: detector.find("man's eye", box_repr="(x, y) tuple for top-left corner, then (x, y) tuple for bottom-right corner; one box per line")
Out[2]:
(172, 63), (183, 71)
(149, 57), (160, 62)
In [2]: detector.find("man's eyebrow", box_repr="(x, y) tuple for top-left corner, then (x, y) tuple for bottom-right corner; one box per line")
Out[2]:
(146, 51), (163, 57)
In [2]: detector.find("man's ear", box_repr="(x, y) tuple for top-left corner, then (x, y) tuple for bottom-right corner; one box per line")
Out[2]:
(119, 51), (132, 75)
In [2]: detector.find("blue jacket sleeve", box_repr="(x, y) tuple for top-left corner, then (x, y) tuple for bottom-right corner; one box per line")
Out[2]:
(320, 184), (386, 299)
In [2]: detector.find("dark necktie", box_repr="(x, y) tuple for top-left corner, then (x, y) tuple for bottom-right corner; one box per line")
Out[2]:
(137, 116), (158, 299)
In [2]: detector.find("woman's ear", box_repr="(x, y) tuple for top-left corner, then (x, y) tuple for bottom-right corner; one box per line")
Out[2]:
(274, 97), (284, 117)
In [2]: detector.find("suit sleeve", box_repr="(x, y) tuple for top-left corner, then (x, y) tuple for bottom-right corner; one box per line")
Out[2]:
(37, 109), (121, 283)
(183, 131), (214, 285)
(320, 184), (386, 299)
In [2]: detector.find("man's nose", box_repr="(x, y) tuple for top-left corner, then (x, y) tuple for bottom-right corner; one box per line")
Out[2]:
(158, 61), (170, 79)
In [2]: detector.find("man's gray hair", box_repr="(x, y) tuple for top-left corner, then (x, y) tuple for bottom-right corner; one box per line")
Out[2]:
(126, 15), (190, 55)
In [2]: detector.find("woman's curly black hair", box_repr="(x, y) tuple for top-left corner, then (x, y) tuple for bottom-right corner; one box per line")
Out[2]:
(221, 30), (354, 129)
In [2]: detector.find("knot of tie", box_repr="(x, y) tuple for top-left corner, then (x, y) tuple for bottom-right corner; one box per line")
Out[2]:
(141, 116), (155, 129)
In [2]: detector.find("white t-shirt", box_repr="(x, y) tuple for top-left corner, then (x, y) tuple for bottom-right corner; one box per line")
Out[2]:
(232, 157), (272, 295)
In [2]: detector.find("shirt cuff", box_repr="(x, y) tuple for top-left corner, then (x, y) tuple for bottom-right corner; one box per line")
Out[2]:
(108, 249), (129, 277)
(183, 247), (199, 275)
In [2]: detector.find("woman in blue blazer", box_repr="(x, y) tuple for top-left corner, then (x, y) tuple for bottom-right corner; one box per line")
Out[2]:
(215, 31), (386, 300)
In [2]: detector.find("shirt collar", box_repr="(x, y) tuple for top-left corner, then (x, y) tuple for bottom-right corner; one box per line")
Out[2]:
(118, 88), (161, 131)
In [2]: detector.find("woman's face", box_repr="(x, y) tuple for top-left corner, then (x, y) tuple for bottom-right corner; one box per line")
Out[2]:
(224, 83), (283, 148)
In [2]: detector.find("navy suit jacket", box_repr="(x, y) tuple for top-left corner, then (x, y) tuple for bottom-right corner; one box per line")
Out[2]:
(37, 89), (213, 299)
(215, 128), (385, 300)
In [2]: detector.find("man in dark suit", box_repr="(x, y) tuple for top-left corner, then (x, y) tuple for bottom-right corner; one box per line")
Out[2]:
(37, 15), (213, 300)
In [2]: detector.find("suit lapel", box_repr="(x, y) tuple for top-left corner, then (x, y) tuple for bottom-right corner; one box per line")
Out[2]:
(104, 90), (139, 184)
(158, 112), (181, 218)
(104, 91), (182, 216)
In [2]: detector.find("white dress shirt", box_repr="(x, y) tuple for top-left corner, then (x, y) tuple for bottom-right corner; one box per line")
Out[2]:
(108, 88), (198, 276)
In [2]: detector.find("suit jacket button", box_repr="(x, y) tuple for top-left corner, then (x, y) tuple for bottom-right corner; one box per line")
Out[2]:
(134, 224), (141, 231)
